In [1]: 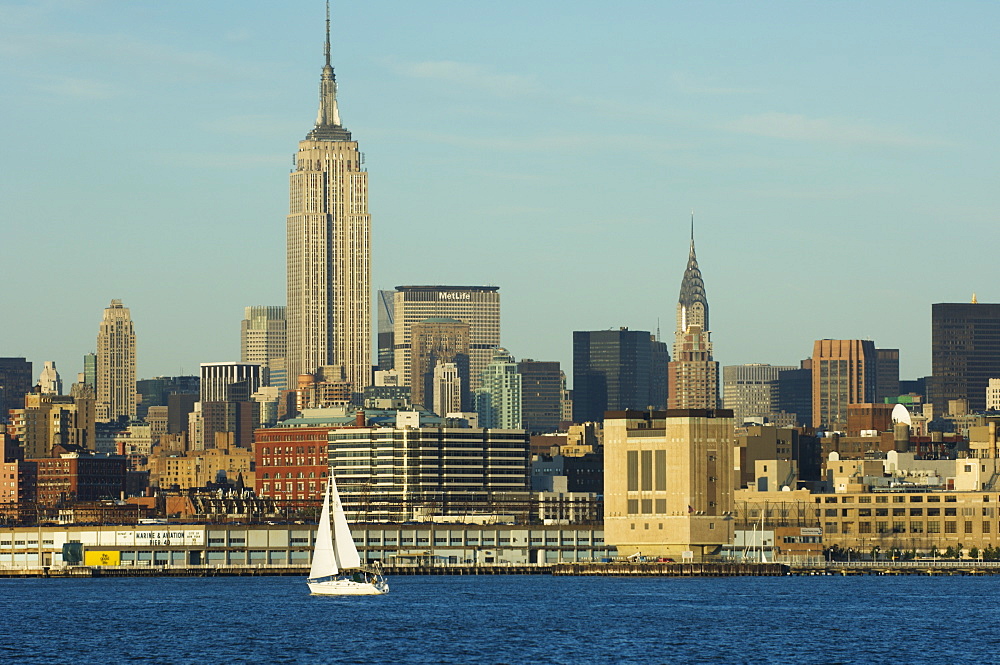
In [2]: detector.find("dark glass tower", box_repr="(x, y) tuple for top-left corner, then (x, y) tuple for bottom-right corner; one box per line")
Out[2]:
(573, 329), (652, 423)
(931, 302), (1000, 414)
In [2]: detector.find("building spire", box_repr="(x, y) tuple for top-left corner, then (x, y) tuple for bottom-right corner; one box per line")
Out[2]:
(677, 212), (708, 333)
(307, 1), (351, 141)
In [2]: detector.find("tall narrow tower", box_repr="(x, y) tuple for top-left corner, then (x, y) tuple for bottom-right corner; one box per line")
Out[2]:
(287, 3), (371, 396)
(668, 216), (719, 409)
(96, 299), (137, 422)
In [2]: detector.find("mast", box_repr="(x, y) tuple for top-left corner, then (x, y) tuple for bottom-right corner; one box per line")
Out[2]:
(307, 1), (351, 140)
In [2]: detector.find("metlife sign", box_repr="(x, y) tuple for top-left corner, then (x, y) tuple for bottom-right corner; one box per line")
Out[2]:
(437, 292), (472, 301)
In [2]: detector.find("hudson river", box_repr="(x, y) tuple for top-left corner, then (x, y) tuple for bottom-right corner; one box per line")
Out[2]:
(4, 575), (997, 664)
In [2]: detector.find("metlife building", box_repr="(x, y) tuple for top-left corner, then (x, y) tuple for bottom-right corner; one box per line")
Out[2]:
(392, 286), (500, 393)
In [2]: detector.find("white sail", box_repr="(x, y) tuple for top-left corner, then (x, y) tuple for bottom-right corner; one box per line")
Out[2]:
(308, 479), (337, 580)
(329, 473), (362, 570)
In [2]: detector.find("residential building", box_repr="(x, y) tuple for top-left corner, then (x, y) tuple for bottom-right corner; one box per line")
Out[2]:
(930, 301), (1000, 414)
(604, 409), (735, 561)
(96, 299), (137, 423)
(286, 8), (371, 396)
(668, 221), (718, 409)
(392, 285), (500, 393)
(254, 426), (331, 506)
(811, 339), (876, 431)
(573, 328), (652, 423)
(9, 393), (96, 458)
(476, 348), (522, 429)
(240, 306), (287, 389)
(29, 448), (127, 506)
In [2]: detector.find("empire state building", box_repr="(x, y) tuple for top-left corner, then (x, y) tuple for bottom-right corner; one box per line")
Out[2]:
(286, 5), (371, 393)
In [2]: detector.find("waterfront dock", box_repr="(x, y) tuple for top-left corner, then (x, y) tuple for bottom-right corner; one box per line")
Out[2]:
(4, 560), (1000, 578)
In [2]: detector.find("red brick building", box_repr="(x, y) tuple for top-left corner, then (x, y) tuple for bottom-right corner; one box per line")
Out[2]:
(30, 448), (127, 506)
(254, 427), (331, 507)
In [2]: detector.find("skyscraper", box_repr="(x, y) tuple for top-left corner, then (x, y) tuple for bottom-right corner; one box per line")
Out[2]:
(811, 339), (876, 431)
(240, 306), (287, 389)
(376, 290), (395, 372)
(930, 302), (1000, 414)
(409, 318), (471, 411)
(96, 299), (136, 423)
(722, 364), (799, 426)
(393, 286), (500, 392)
(668, 220), (719, 409)
(517, 359), (563, 434)
(0, 357), (33, 421)
(875, 348), (900, 403)
(573, 328), (653, 423)
(476, 348), (522, 430)
(37, 361), (63, 395)
(286, 6), (370, 395)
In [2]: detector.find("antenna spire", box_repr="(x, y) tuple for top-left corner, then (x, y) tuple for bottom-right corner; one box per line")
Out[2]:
(324, 1), (331, 68)
(308, 0), (350, 140)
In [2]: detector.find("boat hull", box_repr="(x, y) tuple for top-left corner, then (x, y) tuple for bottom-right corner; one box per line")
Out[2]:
(307, 579), (389, 596)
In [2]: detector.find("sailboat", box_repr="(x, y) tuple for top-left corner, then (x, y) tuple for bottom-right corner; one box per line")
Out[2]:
(307, 475), (389, 596)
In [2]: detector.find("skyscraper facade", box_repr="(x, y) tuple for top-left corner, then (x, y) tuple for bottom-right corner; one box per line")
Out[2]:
(96, 299), (136, 423)
(409, 318), (471, 411)
(667, 223), (719, 409)
(930, 302), (1000, 414)
(432, 363), (462, 418)
(0, 358), (32, 421)
(517, 359), (562, 434)
(722, 364), (799, 426)
(376, 290), (395, 372)
(240, 306), (287, 389)
(37, 361), (63, 395)
(811, 339), (876, 431)
(476, 348), (522, 430)
(392, 286), (500, 392)
(286, 8), (370, 395)
(875, 348), (900, 404)
(200, 363), (262, 403)
(573, 328), (653, 423)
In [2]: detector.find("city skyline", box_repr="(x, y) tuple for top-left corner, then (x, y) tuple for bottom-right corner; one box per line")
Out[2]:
(3, 2), (998, 384)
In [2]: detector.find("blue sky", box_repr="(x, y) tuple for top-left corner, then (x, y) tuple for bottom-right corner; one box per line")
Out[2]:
(2, 0), (998, 386)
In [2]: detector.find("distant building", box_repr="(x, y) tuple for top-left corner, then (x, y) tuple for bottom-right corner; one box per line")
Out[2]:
(476, 348), (522, 429)
(254, 426), (331, 506)
(409, 318), (471, 411)
(988, 379), (1000, 412)
(9, 393), (96, 458)
(432, 363), (462, 418)
(668, 223), (719, 409)
(393, 285), (500, 393)
(240, 306), (287, 389)
(777, 364), (812, 427)
(650, 337), (670, 411)
(376, 290), (395, 372)
(200, 363), (262, 403)
(875, 349), (900, 404)
(28, 447), (127, 506)
(573, 328), (653, 423)
(723, 364), (798, 426)
(135, 375), (199, 420)
(811, 339), (876, 431)
(0, 357), (32, 419)
(96, 299), (137, 423)
(285, 15), (370, 396)
(37, 362), (63, 395)
(930, 301), (1000, 414)
(517, 359), (562, 434)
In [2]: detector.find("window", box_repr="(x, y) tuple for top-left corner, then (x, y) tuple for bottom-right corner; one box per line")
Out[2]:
(927, 521), (941, 534)
(945, 521), (957, 534)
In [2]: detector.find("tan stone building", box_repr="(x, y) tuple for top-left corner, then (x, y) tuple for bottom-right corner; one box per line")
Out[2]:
(286, 12), (370, 394)
(148, 434), (253, 490)
(9, 393), (95, 458)
(96, 299), (137, 423)
(604, 409), (734, 560)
